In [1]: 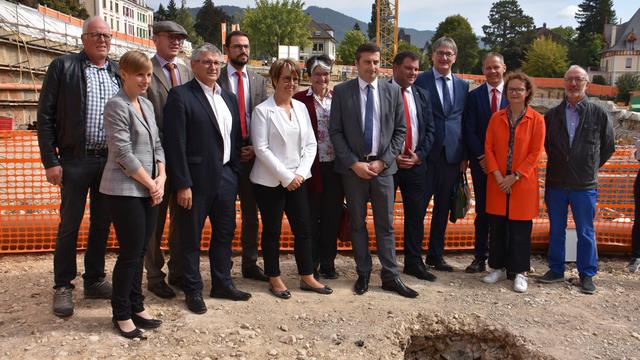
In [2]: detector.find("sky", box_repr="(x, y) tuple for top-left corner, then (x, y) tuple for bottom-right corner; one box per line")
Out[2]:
(146, 0), (638, 34)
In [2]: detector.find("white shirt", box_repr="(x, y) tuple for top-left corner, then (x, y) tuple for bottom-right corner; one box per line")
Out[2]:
(392, 79), (419, 152)
(432, 68), (454, 109)
(155, 54), (182, 86)
(197, 78), (233, 164)
(486, 81), (504, 110)
(227, 65), (251, 128)
(276, 108), (302, 171)
(358, 77), (380, 156)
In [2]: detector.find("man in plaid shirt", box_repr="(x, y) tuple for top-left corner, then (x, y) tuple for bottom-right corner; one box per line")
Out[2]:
(37, 16), (121, 317)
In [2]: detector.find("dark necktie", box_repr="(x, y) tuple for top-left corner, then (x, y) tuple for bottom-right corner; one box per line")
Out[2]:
(402, 87), (413, 154)
(364, 84), (374, 155)
(440, 76), (452, 115)
(236, 71), (248, 138)
(491, 87), (498, 114)
(165, 63), (178, 88)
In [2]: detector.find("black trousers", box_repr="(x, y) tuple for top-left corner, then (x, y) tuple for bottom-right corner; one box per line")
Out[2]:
(470, 160), (490, 260)
(394, 162), (429, 267)
(238, 159), (260, 270)
(254, 182), (314, 277)
(632, 170), (640, 258)
(487, 214), (532, 274)
(54, 155), (110, 289)
(107, 195), (157, 321)
(307, 162), (344, 271)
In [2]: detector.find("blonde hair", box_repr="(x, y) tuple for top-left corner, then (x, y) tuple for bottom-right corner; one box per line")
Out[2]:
(119, 51), (152, 74)
(269, 58), (300, 88)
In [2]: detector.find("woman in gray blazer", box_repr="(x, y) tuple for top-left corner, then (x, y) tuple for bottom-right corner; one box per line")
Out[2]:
(100, 51), (165, 339)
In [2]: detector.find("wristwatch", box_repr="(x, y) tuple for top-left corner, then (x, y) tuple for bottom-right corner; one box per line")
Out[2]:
(514, 171), (521, 181)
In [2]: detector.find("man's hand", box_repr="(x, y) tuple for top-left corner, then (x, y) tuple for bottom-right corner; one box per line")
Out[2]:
(351, 162), (377, 179)
(45, 166), (63, 186)
(286, 175), (304, 191)
(368, 160), (386, 174)
(240, 145), (255, 162)
(477, 155), (487, 174)
(177, 188), (193, 210)
(396, 150), (420, 169)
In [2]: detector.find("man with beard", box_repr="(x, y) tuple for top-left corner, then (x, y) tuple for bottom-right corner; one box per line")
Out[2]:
(218, 31), (269, 282)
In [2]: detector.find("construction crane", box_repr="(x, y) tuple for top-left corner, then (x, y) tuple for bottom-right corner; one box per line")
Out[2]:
(376, 0), (398, 68)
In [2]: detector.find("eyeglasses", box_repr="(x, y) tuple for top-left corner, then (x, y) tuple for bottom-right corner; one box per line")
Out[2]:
(435, 50), (455, 58)
(229, 44), (250, 50)
(564, 77), (587, 83)
(156, 33), (185, 44)
(197, 59), (222, 67)
(280, 76), (299, 84)
(83, 32), (112, 41)
(507, 87), (527, 94)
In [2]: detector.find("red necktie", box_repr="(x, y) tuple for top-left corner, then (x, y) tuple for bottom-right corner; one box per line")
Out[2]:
(165, 63), (178, 88)
(491, 87), (498, 114)
(402, 88), (413, 154)
(236, 71), (247, 138)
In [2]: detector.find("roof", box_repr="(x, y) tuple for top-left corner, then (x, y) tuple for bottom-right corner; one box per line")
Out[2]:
(309, 19), (336, 42)
(604, 8), (640, 51)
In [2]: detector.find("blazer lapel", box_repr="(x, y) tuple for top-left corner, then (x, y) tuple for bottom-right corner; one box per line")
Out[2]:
(350, 80), (364, 132)
(377, 81), (390, 154)
(500, 91), (509, 109)
(151, 56), (170, 92)
(265, 97), (287, 140)
(218, 66), (231, 92)
(426, 71), (444, 116)
(411, 85), (423, 141)
(479, 83), (491, 119)
(177, 63), (190, 86)
(452, 75), (466, 110)
(248, 70), (260, 110)
(190, 80), (222, 137)
(127, 98), (151, 133)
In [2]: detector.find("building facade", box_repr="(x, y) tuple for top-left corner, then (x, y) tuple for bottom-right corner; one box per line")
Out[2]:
(80, 0), (153, 39)
(300, 20), (336, 61)
(600, 8), (640, 84)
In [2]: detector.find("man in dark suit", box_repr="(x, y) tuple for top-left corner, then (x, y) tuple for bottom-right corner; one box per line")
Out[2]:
(390, 51), (437, 282)
(463, 52), (508, 273)
(330, 43), (418, 298)
(143, 20), (193, 299)
(218, 31), (269, 282)
(414, 36), (469, 272)
(164, 43), (251, 314)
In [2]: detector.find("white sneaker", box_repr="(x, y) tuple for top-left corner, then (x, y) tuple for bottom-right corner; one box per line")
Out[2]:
(482, 268), (507, 284)
(513, 273), (528, 293)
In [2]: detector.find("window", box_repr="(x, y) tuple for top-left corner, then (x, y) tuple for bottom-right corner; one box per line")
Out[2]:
(312, 43), (324, 52)
(115, 2), (118, 12)
(626, 58), (632, 69)
(117, 21), (120, 32)
(102, 0), (106, 9)
(110, 1), (112, 11)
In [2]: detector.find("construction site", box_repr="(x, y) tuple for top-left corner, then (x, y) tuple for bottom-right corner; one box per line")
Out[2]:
(1, 0), (640, 359)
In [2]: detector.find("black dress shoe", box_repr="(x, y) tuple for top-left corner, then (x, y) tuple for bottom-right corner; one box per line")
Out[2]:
(131, 313), (162, 329)
(403, 264), (437, 282)
(185, 293), (207, 314)
(319, 268), (339, 279)
(426, 257), (454, 272)
(242, 266), (269, 282)
(465, 258), (487, 273)
(381, 278), (419, 298)
(300, 281), (333, 294)
(269, 287), (291, 299)
(148, 281), (176, 299)
(210, 285), (252, 301)
(354, 273), (370, 295)
(112, 318), (146, 340)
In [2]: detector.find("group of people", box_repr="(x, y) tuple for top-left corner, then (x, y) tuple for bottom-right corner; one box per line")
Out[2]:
(37, 15), (619, 340)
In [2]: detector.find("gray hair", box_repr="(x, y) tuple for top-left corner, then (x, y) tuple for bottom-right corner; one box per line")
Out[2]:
(431, 36), (457, 54)
(564, 65), (588, 80)
(305, 54), (332, 76)
(482, 52), (504, 66)
(82, 16), (109, 33)
(190, 43), (222, 61)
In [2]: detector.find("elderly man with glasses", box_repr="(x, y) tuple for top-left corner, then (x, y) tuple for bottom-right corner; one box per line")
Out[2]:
(538, 65), (615, 294)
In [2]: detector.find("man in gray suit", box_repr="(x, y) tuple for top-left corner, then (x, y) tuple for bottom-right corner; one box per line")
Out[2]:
(218, 30), (269, 282)
(329, 43), (418, 298)
(143, 21), (193, 299)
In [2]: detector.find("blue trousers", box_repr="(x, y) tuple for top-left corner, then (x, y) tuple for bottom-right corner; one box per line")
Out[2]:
(544, 187), (598, 277)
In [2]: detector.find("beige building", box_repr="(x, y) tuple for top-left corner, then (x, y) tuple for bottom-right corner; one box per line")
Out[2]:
(600, 8), (640, 84)
(300, 20), (336, 61)
(80, 0), (153, 39)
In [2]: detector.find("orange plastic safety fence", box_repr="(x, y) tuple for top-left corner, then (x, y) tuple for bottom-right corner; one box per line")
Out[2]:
(0, 130), (637, 254)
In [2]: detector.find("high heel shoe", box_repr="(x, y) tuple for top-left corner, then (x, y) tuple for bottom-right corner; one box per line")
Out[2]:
(300, 280), (333, 295)
(132, 313), (162, 329)
(112, 318), (146, 340)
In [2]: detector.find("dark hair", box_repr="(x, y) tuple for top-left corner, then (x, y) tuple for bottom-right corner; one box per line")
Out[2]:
(225, 30), (249, 48)
(269, 58), (301, 88)
(355, 43), (380, 61)
(393, 51), (419, 66)
(305, 54), (332, 76)
(504, 71), (536, 105)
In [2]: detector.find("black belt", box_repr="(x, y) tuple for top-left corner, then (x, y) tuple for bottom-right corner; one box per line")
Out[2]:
(86, 148), (107, 157)
(359, 155), (378, 162)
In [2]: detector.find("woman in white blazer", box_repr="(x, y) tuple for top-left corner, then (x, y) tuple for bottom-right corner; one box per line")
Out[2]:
(100, 51), (165, 339)
(251, 59), (332, 299)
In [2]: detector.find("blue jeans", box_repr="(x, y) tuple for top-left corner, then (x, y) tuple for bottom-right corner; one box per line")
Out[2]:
(544, 187), (598, 277)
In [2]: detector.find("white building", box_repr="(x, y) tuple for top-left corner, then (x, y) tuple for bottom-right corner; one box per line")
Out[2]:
(80, 0), (153, 39)
(300, 20), (336, 62)
(600, 8), (640, 84)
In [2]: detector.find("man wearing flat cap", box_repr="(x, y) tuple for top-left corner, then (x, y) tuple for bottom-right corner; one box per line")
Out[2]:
(144, 20), (193, 299)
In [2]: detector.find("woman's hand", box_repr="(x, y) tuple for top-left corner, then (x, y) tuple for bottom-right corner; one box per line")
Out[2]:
(154, 174), (166, 192)
(148, 182), (164, 206)
(286, 175), (304, 191)
(498, 174), (517, 194)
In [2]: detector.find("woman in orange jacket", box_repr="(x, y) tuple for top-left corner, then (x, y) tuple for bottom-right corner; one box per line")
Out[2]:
(482, 71), (545, 293)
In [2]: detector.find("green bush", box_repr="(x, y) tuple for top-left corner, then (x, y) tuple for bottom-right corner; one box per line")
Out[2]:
(615, 73), (640, 105)
(592, 75), (607, 85)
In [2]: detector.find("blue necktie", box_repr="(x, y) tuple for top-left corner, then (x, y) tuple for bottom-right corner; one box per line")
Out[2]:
(440, 76), (452, 115)
(364, 84), (374, 155)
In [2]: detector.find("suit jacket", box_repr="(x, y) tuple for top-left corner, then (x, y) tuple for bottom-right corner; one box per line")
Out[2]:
(163, 79), (242, 195)
(414, 69), (468, 164)
(329, 78), (406, 176)
(99, 89), (165, 197)
(145, 55), (193, 138)
(249, 96), (317, 187)
(218, 65), (269, 132)
(463, 82), (508, 160)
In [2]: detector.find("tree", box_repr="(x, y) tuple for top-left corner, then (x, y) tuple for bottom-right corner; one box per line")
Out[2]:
(397, 40), (429, 70)
(569, 32), (602, 68)
(34, 0), (89, 19)
(367, 2), (376, 40)
(615, 74), (640, 105)
(429, 15), (479, 73)
(576, 0), (616, 35)
(155, 4), (168, 21)
(166, 0), (179, 21)
(195, 0), (231, 47)
(176, 0), (203, 45)
(482, 0), (535, 70)
(353, 22), (361, 32)
(337, 30), (367, 65)
(521, 37), (568, 78)
(550, 26), (577, 43)
(241, 0), (311, 58)
(592, 75), (607, 85)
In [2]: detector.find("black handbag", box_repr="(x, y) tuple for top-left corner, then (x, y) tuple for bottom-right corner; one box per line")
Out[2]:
(449, 172), (470, 223)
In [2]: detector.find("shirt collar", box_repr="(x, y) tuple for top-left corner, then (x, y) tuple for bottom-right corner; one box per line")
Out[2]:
(566, 96), (586, 110)
(155, 54), (177, 68)
(196, 78), (221, 95)
(432, 67), (451, 81)
(230, 65), (247, 78)
(358, 77), (378, 91)
(307, 86), (332, 99)
(85, 60), (110, 70)
(391, 78), (411, 92)
(488, 81), (504, 94)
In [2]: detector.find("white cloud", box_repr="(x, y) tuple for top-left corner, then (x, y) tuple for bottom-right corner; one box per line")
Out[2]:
(559, 5), (579, 20)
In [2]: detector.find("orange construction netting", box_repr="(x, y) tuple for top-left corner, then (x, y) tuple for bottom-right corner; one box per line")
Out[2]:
(0, 130), (637, 254)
